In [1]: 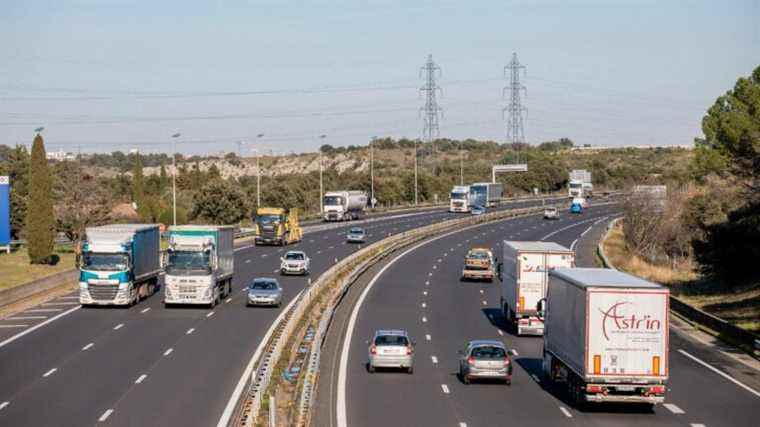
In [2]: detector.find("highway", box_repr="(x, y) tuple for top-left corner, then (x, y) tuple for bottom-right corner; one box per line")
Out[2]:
(333, 204), (760, 427)
(0, 198), (562, 426)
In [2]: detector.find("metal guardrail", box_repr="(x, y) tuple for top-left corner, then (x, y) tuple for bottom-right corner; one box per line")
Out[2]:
(231, 201), (568, 426)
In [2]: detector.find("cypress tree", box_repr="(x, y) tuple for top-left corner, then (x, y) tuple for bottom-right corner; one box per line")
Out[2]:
(26, 134), (55, 264)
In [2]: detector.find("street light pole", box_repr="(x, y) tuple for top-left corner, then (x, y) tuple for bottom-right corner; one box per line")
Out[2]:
(171, 133), (180, 226)
(318, 134), (326, 213)
(459, 143), (464, 186)
(370, 136), (375, 208)
(256, 133), (264, 208)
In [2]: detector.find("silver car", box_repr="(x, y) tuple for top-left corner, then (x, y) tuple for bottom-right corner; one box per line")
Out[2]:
(346, 227), (366, 243)
(367, 329), (414, 374)
(246, 278), (283, 307)
(280, 250), (310, 276)
(459, 340), (514, 385)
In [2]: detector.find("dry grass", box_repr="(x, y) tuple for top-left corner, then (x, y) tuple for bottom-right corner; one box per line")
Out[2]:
(602, 221), (760, 333)
(0, 248), (76, 290)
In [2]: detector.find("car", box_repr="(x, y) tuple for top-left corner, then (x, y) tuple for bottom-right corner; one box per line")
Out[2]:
(280, 250), (310, 275)
(246, 278), (283, 307)
(346, 227), (366, 243)
(367, 329), (415, 374)
(471, 205), (486, 215)
(570, 202), (583, 214)
(459, 340), (514, 385)
(543, 207), (560, 220)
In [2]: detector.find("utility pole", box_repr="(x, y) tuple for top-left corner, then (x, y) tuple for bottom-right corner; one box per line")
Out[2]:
(414, 139), (419, 206)
(318, 134), (326, 213)
(419, 54), (443, 152)
(256, 133), (264, 207)
(171, 133), (181, 226)
(503, 52), (528, 162)
(459, 143), (464, 185)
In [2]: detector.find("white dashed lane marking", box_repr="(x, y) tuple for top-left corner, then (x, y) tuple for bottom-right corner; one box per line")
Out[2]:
(559, 406), (573, 418)
(206, 311), (215, 318)
(141, 308), (150, 313)
(113, 323), (124, 330)
(422, 317), (427, 323)
(98, 409), (114, 422)
(425, 334), (431, 341)
(0, 401), (8, 411)
(441, 384), (450, 394)
(82, 343), (94, 351)
(135, 374), (147, 384)
(163, 348), (173, 356)
(42, 368), (57, 377)
(186, 328), (195, 335)
(663, 403), (685, 414)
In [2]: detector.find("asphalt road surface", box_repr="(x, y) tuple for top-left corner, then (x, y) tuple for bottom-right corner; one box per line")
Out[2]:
(0, 197), (567, 426)
(335, 204), (760, 427)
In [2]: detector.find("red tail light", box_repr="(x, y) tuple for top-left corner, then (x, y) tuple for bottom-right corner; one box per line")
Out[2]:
(649, 385), (665, 395)
(370, 345), (377, 355)
(586, 384), (603, 394)
(503, 358), (510, 366)
(467, 357), (475, 365)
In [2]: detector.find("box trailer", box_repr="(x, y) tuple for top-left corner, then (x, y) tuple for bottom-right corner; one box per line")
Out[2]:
(470, 182), (503, 208)
(500, 241), (574, 335)
(541, 268), (669, 407)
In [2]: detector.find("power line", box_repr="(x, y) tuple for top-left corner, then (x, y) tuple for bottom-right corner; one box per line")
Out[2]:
(419, 54), (443, 145)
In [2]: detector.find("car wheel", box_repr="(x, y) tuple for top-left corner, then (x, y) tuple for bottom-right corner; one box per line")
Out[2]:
(407, 366), (413, 375)
(505, 378), (512, 386)
(367, 363), (375, 373)
(463, 374), (470, 385)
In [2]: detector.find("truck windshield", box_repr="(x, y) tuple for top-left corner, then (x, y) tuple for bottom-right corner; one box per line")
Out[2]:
(167, 250), (211, 275)
(82, 253), (129, 271)
(468, 252), (490, 260)
(450, 191), (468, 200)
(257, 215), (281, 226)
(323, 196), (344, 206)
(569, 182), (582, 189)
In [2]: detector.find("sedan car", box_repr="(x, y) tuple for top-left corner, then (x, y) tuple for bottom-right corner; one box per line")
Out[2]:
(246, 278), (283, 307)
(459, 340), (513, 385)
(280, 250), (310, 276)
(471, 205), (486, 215)
(543, 207), (560, 220)
(346, 227), (366, 243)
(367, 329), (414, 374)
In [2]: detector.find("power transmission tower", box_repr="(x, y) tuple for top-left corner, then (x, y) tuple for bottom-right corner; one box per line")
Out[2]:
(503, 52), (527, 160)
(419, 54), (443, 149)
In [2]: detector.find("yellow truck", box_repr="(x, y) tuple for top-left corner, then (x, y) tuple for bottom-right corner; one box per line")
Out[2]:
(254, 207), (303, 246)
(461, 247), (496, 282)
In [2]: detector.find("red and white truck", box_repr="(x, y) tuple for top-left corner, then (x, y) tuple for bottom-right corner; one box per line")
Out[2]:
(500, 241), (574, 335)
(540, 268), (669, 407)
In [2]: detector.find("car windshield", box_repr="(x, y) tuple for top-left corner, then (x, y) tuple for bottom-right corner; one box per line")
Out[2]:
(285, 253), (304, 260)
(546, 208), (557, 212)
(82, 253), (128, 271)
(324, 196), (344, 205)
(468, 251), (489, 260)
(258, 214), (281, 226)
(167, 250), (211, 274)
(350, 228), (364, 234)
(250, 281), (278, 290)
(471, 346), (506, 359)
(374, 335), (409, 346)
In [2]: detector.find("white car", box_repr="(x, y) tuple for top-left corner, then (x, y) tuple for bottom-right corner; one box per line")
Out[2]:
(280, 251), (310, 275)
(543, 207), (559, 220)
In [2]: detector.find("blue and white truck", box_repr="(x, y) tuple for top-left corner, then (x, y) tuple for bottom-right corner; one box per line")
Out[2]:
(164, 225), (234, 307)
(470, 182), (503, 208)
(79, 224), (162, 306)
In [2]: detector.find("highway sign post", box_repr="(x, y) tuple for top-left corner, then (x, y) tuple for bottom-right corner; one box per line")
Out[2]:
(491, 164), (528, 183)
(0, 176), (10, 253)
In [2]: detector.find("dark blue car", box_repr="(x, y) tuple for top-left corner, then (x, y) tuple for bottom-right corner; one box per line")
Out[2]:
(570, 202), (583, 214)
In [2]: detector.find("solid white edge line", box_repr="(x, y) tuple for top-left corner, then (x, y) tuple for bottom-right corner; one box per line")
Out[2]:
(678, 349), (760, 398)
(337, 223), (495, 427)
(216, 289), (304, 427)
(570, 238), (579, 250)
(98, 409), (114, 422)
(0, 305), (80, 349)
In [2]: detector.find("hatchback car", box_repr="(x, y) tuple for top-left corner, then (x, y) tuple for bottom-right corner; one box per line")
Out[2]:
(459, 340), (513, 385)
(543, 207), (559, 220)
(280, 250), (310, 275)
(346, 227), (366, 243)
(367, 329), (415, 374)
(246, 278), (283, 307)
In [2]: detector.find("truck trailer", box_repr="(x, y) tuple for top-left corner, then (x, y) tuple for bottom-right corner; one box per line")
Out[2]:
(568, 169), (592, 198)
(541, 268), (669, 407)
(470, 182), (503, 208)
(323, 191), (367, 221)
(79, 224), (162, 306)
(449, 185), (471, 213)
(164, 225), (234, 307)
(500, 241), (574, 335)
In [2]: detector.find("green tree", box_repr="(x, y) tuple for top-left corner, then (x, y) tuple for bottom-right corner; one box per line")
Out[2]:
(207, 163), (221, 180)
(0, 145), (30, 239)
(131, 153), (150, 220)
(191, 180), (248, 224)
(26, 134), (55, 264)
(159, 162), (169, 194)
(53, 162), (111, 242)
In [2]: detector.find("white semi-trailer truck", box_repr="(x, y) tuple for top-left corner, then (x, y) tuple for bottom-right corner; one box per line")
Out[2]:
(500, 241), (575, 335)
(540, 268), (669, 407)
(164, 225), (234, 308)
(449, 185), (471, 213)
(569, 169), (592, 198)
(323, 190), (367, 221)
(79, 224), (162, 306)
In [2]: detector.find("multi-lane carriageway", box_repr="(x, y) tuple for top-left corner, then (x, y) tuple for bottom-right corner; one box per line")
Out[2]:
(333, 204), (760, 427)
(0, 197), (566, 426)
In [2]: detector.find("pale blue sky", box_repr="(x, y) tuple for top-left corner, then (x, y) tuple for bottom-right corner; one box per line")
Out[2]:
(1, 0), (757, 154)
